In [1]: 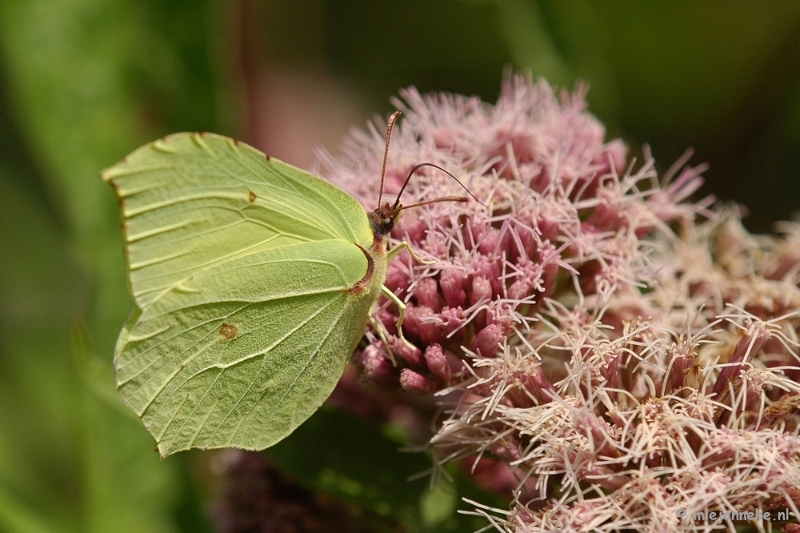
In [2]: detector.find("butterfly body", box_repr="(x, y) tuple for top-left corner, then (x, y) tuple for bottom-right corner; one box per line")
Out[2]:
(104, 132), (392, 456)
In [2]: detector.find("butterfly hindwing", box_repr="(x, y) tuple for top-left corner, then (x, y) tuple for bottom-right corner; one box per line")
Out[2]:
(115, 239), (377, 456)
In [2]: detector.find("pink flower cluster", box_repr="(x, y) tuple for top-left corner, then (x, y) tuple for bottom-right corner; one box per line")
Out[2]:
(319, 74), (800, 532)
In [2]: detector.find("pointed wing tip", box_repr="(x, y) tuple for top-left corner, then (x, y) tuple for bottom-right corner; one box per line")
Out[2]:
(155, 439), (268, 458)
(100, 132), (204, 183)
(101, 132), (275, 188)
(155, 439), (184, 459)
(100, 166), (125, 183)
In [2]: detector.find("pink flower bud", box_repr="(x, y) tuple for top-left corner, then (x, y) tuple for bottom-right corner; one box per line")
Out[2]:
(525, 165), (547, 192)
(462, 456), (519, 497)
(766, 253), (800, 281)
(489, 438), (522, 462)
(470, 276), (493, 307)
(600, 352), (623, 391)
(423, 232), (449, 258)
(389, 337), (424, 368)
(465, 218), (487, 249)
(472, 323), (505, 357)
(384, 262), (409, 297)
(577, 259), (602, 296)
(401, 303), (422, 340)
(526, 364), (556, 404)
(507, 280), (529, 302)
(424, 344), (451, 384)
(713, 326), (769, 398)
(506, 379), (535, 408)
(440, 270), (467, 308)
(666, 354), (694, 393)
(478, 228), (501, 256)
(505, 363), (555, 408)
(516, 225), (538, 261)
(359, 344), (396, 385)
(586, 202), (625, 232)
(414, 277), (440, 311)
(537, 218), (559, 244)
(539, 254), (559, 301)
(576, 414), (620, 459)
(498, 224), (518, 262)
(486, 303), (515, 330)
(404, 305), (442, 345)
(507, 261), (542, 302)
(439, 306), (464, 338)
(399, 369), (437, 394)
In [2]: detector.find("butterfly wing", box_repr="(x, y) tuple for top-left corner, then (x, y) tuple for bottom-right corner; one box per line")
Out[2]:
(115, 240), (377, 455)
(103, 132), (374, 308)
(103, 133), (382, 456)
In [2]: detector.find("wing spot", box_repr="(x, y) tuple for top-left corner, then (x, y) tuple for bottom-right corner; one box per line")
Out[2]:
(219, 323), (239, 340)
(265, 154), (271, 162)
(248, 191), (257, 203)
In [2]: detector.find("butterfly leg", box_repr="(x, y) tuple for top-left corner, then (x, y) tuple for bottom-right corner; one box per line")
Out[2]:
(386, 240), (435, 265)
(381, 241), (426, 352)
(369, 314), (397, 366)
(380, 285), (417, 351)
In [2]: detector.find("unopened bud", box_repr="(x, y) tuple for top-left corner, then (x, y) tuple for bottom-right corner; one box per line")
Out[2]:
(400, 369), (437, 394)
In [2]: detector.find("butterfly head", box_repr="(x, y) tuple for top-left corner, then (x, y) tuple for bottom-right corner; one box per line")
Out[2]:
(369, 202), (402, 241)
(371, 111), (479, 245)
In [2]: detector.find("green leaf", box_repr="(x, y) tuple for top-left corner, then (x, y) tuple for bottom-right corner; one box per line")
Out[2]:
(268, 408), (508, 533)
(419, 478), (458, 528)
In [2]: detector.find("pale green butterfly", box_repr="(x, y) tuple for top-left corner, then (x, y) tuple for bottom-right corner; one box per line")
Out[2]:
(103, 112), (468, 457)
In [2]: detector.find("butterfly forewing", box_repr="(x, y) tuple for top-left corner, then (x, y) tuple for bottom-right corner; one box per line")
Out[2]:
(103, 133), (374, 308)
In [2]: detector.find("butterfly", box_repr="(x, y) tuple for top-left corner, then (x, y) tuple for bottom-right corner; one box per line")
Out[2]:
(103, 112), (469, 456)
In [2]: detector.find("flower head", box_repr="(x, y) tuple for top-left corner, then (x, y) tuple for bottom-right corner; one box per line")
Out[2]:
(318, 73), (800, 532)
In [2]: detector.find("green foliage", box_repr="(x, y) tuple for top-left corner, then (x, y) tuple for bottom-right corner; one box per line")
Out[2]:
(268, 408), (507, 533)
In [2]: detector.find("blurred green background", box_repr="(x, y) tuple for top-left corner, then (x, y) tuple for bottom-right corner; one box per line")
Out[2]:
(1, 1), (799, 531)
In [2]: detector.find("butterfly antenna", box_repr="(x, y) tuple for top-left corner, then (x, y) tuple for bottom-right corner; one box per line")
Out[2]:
(393, 163), (484, 209)
(400, 196), (470, 210)
(378, 111), (402, 208)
